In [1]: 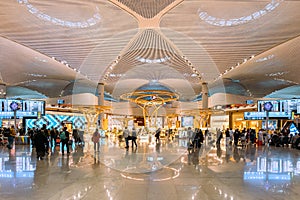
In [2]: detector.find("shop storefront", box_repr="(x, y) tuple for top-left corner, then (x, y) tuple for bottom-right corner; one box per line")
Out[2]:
(231, 111), (260, 131)
(210, 114), (229, 130)
(25, 112), (85, 131)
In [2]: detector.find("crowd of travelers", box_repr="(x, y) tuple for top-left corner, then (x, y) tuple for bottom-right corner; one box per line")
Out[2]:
(0, 124), (85, 160)
(184, 127), (300, 151)
(122, 126), (138, 150)
(222, 127), (300, 149)
(187, 127), (205, 151)
(2, 124), (300, 161)
(0, 125), (16, 149)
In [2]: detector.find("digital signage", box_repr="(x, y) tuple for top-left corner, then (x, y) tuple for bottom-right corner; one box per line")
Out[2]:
(246, 99), (254, 104)
(257, 99), (300, 114)
(244, 111), (291, 120)
(268, 111), (291, 119)
(0, 99), (45, 119)
(262, 120), (277, 130)
(244, 112), (266, 120)
(257, 100), (282, 112)
(181, 116), (194, 127)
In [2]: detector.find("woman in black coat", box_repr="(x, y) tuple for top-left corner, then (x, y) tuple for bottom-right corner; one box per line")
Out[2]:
(233, 129), (240, 146)
(155, 128), (161, 143)
(34, 130), (47, 160)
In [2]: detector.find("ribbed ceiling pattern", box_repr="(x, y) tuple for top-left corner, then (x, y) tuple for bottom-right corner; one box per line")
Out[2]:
(161, 0), (300, 76)
(117, 0), (176, 18)
(0, 0), (300, 102)
(104, 29), (199, 92)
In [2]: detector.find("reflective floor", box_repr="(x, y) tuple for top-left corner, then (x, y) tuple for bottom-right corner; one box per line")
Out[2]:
(1, 138), (300, 200)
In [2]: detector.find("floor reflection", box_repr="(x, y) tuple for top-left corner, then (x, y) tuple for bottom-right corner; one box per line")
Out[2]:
(243, 146), (300, 194)
(97, 138), (187, 173)
(0, 138), (300, 200)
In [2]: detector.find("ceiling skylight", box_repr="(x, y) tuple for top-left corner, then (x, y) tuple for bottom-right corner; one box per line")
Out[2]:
(198, 0), (282, 27)
(255, 54), (275, 62)
(266, 71), (288, 77)
(17, 0), (101, 28)
(136, 56), (170, 64)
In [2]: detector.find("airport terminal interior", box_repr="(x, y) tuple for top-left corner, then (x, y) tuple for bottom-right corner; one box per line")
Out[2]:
(1, 0), (300, 199)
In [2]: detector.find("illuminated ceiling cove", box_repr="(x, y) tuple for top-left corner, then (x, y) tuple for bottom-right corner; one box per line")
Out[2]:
(18, 0), (102, 28)
(0, 0), (300, 110)
(198, 0), (282, 27)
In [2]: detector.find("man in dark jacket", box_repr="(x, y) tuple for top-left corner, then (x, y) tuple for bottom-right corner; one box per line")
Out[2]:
(194, 129), (204, 148)
(34, 130), (47, 160)
(60, 127), (70, 155)
(41, 124), (49, 154)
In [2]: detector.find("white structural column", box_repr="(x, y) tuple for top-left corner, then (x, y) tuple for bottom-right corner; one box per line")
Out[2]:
(97, 82), (105, 129)
(202, 82), (208, 109)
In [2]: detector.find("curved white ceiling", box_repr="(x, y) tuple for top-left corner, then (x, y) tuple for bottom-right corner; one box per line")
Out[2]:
(0, 0), (300, 105)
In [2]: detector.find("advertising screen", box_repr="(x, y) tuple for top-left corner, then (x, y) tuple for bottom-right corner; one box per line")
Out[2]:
(0, 99), (45, 119)
(257, 99), (300, 114)
(244, 112), (266, 120)
(181, 116), (194, 127)
(257, 100), (281, 112)
(246, 100), (254, 104)
(268, 111), (291, 119)
(262, 120), (277, 130)
(57, 99), (65, 105)
(244, 111), (291, 120)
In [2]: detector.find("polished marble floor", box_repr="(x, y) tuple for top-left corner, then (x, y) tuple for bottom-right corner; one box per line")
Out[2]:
(0, 138), (300, 200)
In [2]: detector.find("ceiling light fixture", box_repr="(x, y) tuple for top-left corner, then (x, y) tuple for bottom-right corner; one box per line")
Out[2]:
(18, 0), (101, 28)
(136, 56), (170, 64)
(198, 0), (282, 27)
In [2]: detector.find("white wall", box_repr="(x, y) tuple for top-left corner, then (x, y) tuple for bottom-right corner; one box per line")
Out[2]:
(209, 93), (254, 107)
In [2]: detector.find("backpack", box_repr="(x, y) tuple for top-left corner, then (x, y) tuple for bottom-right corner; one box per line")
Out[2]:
(60, 131), (66, 140)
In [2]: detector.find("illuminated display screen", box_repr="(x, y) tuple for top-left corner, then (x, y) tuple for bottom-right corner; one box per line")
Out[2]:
(0, 99), (45, 119)
(57, 99), (65, 104)
(244, 111), (291, 120)
(246, 99), (254, 104)
(257, 100), (281, 112)
(262, 120), (277, 130)
(244, 112), (266, 120)
(181, 116), (194, 127)
(270, 112), (290, 119)
(257, 99), (300, 114)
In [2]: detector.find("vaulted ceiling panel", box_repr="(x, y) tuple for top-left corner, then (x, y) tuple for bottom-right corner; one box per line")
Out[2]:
(0, 0), (299, 106)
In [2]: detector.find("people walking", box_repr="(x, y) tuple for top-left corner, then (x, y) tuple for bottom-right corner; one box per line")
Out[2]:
(60, 127), (70, 155)
(7, 125), (16, 149)
(187, 127), (195, 147)
(92, 128), (101, 152)
(194, 129), (204, 148)
(34, 129), (47, 160)
(131, 127), (138, 148)
(50, 127), (57, 148)
(155, 128), (161, 143)
(225, 128), (230, 146)
(216, 128), (223, 145)
(234, 129), (240, 146)
(41, 124), (50, 154)
(72, 128), (80, 145)
(123, 127), (130, 149)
